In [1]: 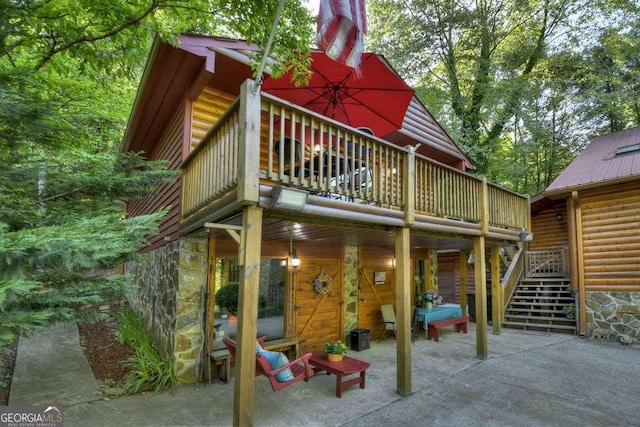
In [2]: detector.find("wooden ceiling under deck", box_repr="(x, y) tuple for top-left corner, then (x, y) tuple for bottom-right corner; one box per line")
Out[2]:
(200, 214), (504, 252)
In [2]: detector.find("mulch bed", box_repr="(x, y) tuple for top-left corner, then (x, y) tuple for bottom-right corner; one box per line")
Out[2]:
(78, 302), (135, 386)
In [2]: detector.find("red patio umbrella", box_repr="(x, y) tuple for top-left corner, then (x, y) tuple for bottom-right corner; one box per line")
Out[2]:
(262, 52), (415, 137)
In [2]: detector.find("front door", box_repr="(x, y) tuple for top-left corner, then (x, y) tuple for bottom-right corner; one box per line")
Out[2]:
(294, 258), (343, 352)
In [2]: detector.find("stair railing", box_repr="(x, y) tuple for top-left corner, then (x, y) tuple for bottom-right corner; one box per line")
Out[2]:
(501, 247), (524, 314)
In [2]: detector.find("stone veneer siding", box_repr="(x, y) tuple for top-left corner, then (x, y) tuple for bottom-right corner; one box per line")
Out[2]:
(343, 246), (359, 341)
(125, 238), (208, 384)
(585, 292), (640, 344)
(125, 241), (179, 357)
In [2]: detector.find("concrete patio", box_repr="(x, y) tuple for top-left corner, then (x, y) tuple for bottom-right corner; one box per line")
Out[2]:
(10, 322), (639, 426)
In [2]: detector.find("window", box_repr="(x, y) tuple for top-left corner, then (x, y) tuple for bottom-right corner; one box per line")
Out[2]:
(212, 258), (286, 350)
(615, 143), (640, 157)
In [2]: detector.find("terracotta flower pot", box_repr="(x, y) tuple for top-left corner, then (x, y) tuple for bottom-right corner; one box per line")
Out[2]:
(327, 353), (344, 362)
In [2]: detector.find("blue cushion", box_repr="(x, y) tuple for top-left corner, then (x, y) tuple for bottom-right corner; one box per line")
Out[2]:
(256, 346), (295, 382)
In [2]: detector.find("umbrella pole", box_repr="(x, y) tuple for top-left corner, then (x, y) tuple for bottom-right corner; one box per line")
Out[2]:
(252, 0), (286, 93)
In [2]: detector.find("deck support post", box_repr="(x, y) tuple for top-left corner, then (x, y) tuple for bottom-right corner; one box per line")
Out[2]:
(473, 236), (488, 359)
(233, 205), (263, 427)
(404, 146), (416, 226)
(490, 246), (502, 334)
(395, 227), (412, 396)
(572, 191), (586, 335)
(238, 79), (261, 204)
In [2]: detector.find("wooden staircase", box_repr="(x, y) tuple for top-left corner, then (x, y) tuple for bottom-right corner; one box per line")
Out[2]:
(503, 278), (576, 334)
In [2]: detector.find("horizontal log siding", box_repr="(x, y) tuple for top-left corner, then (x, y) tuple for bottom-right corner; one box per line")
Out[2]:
(402, 98), (467, 160)
(415, 158), (481, 221)
(128, 104), (184, 252)
(182, 99), (240, 218)
(580, 182), (640, 290)
(190, 87), (236, 149)
(530, 200), (569, 251)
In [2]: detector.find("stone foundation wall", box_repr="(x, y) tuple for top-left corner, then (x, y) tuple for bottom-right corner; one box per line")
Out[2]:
(585, 292), (640, 344)
(125, 238), (208, 384)
(343, 246), (359, 341)
(174, 238), (208, 384)
(124, 241), (179, 357)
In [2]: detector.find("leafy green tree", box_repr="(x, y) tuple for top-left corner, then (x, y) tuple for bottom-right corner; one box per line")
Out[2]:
(570, 24), (640, 134)
(0, 63), (176, 345)
(0, 0), (313, 81)
(367, 0), (639, 191)
(0, 0), (315, 347)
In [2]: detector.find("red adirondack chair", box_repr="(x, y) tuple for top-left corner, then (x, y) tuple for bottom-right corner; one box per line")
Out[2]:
(222, 337), (315, 392)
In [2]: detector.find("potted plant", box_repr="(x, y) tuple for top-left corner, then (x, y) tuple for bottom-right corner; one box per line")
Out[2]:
(562, 303), (576, 320)
(324, 340), (347, 362)
(423, 289), (439, 309)
(215, 283), (239, 319)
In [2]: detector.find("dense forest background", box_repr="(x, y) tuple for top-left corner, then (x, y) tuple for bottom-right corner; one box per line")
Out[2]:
(367, 0), (640, 193)
(1, 0), (638, 344)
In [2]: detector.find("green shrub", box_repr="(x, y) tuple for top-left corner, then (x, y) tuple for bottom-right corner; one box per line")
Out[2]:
(116, 308), (174, 394)
(215, 283), (239, 315)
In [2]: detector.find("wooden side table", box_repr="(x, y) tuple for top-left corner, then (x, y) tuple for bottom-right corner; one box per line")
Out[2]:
(308, 351), (370, 398)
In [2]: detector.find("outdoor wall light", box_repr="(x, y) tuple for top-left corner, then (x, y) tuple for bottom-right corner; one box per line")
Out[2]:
(556, 212), (563, 222)
(272, 186), (308, 211)
(519, 230), (534, 242)
(290, 250), (301, 270)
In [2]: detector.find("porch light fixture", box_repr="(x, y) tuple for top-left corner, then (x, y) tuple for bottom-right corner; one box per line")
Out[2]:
(519, 230), (534, 242)
(290, 250), (301, 269)
(272, 186), (308, 211)
(556, 212), (563, 222)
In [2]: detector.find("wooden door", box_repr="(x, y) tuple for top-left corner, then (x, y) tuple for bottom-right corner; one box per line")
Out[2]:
(357, 267), (395, 339)
(294, 259), (343, 352)
(438, 253), (456, 304)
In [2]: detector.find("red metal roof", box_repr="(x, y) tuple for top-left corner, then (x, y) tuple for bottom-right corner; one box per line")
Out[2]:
(545, 126), (640, 195)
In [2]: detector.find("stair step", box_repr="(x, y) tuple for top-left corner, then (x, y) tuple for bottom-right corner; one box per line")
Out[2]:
(510, 301), (573, 307)
(504, 314), (575, 323)
(519, 283), (569, 287)
(505, 308), (564, 315)
(515, 289), (572, 294)
(511, 294), (575, 303)
(503, 321), (576, 331)
(521, 278), (571, 283)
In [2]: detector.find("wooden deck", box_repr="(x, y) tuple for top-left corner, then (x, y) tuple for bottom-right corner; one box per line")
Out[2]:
(180, 81), (530, 241)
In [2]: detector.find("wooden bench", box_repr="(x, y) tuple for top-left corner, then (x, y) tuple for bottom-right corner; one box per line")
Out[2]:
(210, 337), (304, 383)
(427, 316), (469, 342)
(211, 348), (232, 383)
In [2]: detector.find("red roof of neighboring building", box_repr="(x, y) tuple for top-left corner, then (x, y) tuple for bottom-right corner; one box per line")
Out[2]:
(544, 126), (640, 196)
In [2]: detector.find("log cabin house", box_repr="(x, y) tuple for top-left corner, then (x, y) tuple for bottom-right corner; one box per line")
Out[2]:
(530, 127), (640, 343)
(120, 34), (532, 418)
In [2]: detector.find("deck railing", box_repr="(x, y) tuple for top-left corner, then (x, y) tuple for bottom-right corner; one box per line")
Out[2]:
(182, 99), (240, 218)
(181, 81), (530, 234)
(415, 159), (482, 222)
(261, 93), (406, 207)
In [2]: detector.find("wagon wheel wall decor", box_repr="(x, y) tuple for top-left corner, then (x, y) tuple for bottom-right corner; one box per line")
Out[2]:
(310, 267), (335, 297)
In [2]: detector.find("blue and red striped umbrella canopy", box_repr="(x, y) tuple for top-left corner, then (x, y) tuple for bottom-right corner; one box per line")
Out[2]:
(262, 52), (415, 137)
